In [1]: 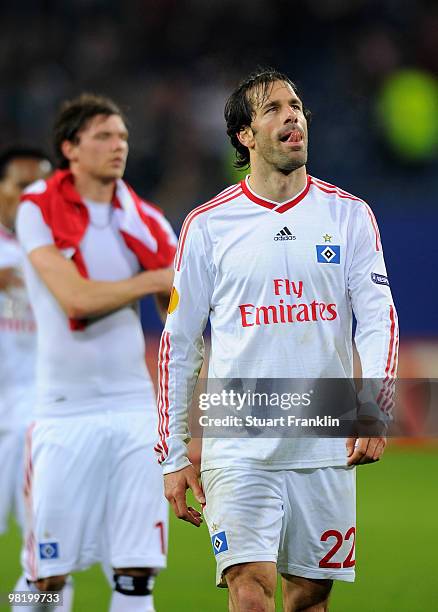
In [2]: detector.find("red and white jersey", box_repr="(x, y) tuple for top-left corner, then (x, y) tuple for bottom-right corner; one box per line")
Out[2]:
(0, 224), (36, 428)
(157, 175), (399, 473)
(17, 184), (177, 418)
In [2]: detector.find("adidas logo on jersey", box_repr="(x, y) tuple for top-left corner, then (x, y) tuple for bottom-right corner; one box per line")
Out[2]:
(274, 226), (296, 241)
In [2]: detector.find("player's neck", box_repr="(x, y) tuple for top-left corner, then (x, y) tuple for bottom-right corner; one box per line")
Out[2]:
(71, 171), (115, 204)
(248, 165), (307, 203)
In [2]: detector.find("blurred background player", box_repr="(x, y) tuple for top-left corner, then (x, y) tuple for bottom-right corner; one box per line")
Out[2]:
(158, 69), (398, 612)
(0, 146), (51, 536)
(14, 94), (176, 612)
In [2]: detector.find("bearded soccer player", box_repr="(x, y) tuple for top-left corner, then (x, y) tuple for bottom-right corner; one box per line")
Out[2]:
(157, 70), (398, 611)
(15, 95), (176, 612)
(0, 147), (51, 536)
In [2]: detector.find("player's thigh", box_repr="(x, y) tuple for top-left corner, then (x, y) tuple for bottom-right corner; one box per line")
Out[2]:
(23, 416), (110, 579)
(0, 429), (21, 533)
(105, 411), (167, 571)
(278, 466), (356, 584)
(201, 468), (284, 587)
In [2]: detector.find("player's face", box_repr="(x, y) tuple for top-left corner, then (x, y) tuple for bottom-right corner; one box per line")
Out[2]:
(0, 158), (51, 230)
(69, 114), (129, 181)
(248, 81), (308, 174)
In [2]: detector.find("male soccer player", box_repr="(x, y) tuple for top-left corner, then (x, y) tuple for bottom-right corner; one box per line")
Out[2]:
(0, 147), (51, 537)
(157, 70), (398, 611)
(16, 94), (176, 612)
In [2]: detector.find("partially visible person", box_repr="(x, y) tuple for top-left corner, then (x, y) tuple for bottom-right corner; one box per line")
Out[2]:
(15, 94), (176, 612)
(0, 146), (52, 537)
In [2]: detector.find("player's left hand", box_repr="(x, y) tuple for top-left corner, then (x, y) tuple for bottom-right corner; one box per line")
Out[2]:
(346, 437), (386, 465)
(164, 465), (205, 527)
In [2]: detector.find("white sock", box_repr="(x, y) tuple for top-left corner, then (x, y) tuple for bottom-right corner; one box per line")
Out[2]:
(12, 574), (74, 612)
(109, 590), (155, 612)
(58, 576), (74, 612)
(101, 560), (116, 588)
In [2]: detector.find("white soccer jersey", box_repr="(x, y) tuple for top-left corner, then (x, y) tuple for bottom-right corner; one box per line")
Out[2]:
(157, 175), (399, 473)
(16, 196), (177, 418)
(0, 225), (36, 428)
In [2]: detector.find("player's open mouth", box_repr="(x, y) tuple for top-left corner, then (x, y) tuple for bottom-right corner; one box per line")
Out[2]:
(279, 129), (303, 144)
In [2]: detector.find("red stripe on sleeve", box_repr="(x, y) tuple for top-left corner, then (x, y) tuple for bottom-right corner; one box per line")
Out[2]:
(175, 187), (242, 271)
(385, 306), (396, 375)
(156, 332), (165, 449)
(310, 177), (381, 251)
(156, 332), (170, 460)
(163, 332), (171, 440)
(175, 185), (241, 266)
(376, 306), (396, 408)
(363, 203), (381, 251)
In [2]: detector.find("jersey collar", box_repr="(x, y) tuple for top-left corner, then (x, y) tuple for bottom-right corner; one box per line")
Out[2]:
(240, 174), (311, 214)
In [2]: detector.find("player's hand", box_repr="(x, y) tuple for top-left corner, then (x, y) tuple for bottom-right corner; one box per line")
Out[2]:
(0, 267), (23, 290)
(164, 465), (206, 527)
(153, 267), (174, 294)
(346, 437), (386, 465)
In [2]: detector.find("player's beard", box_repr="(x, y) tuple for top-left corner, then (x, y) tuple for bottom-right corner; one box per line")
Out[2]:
(275, 152), (307, 175)
(255, 132), (308, 176)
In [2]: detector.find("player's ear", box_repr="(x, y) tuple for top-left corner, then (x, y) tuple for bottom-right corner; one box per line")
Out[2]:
(61, 140), (77, 164)
(237, 126), (255, 150)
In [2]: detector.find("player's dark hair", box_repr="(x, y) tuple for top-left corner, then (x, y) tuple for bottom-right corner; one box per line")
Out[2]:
(224, 68), (312, 169)
(53, 93), (127, 169)
(0, 146), (51, 180)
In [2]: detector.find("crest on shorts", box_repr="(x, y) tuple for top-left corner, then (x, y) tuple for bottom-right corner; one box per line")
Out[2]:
(39, 542), (59, 560)
(211, 531), (228, 556)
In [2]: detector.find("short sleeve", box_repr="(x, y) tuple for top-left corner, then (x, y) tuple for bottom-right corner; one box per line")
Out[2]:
(16, 201), (54, 254)
(140, 202), (178, 269)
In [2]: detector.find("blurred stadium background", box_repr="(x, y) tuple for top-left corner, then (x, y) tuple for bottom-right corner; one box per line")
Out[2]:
(0, 0), (437, 610)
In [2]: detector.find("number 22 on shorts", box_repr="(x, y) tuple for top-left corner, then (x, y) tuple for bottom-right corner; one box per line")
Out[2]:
(319, 527), (356, 569)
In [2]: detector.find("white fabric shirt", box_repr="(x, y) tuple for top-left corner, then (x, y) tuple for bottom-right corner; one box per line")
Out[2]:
(17, 198), (173, 417)
(0, 225), (36, 428)
(157, 175), (399, 473)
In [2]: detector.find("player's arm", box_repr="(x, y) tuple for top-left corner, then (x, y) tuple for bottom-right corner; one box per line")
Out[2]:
(16, 200), (173, 319)
(29, 245), (173, 319)
(346, 203), (399, 465)
(156, 220), (213, 526)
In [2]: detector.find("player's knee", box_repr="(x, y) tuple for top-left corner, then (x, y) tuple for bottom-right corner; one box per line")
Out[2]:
(283, 577), (332, 611)
(225, 564), (276, 609)
(34, 574), (68, 592)
(113, 568), (155, 596)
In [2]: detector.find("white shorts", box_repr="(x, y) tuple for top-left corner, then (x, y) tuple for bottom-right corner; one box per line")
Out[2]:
(0, 427), (26, 534)
(22, 410), (168, 580)
(201, 466), (356, 587)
